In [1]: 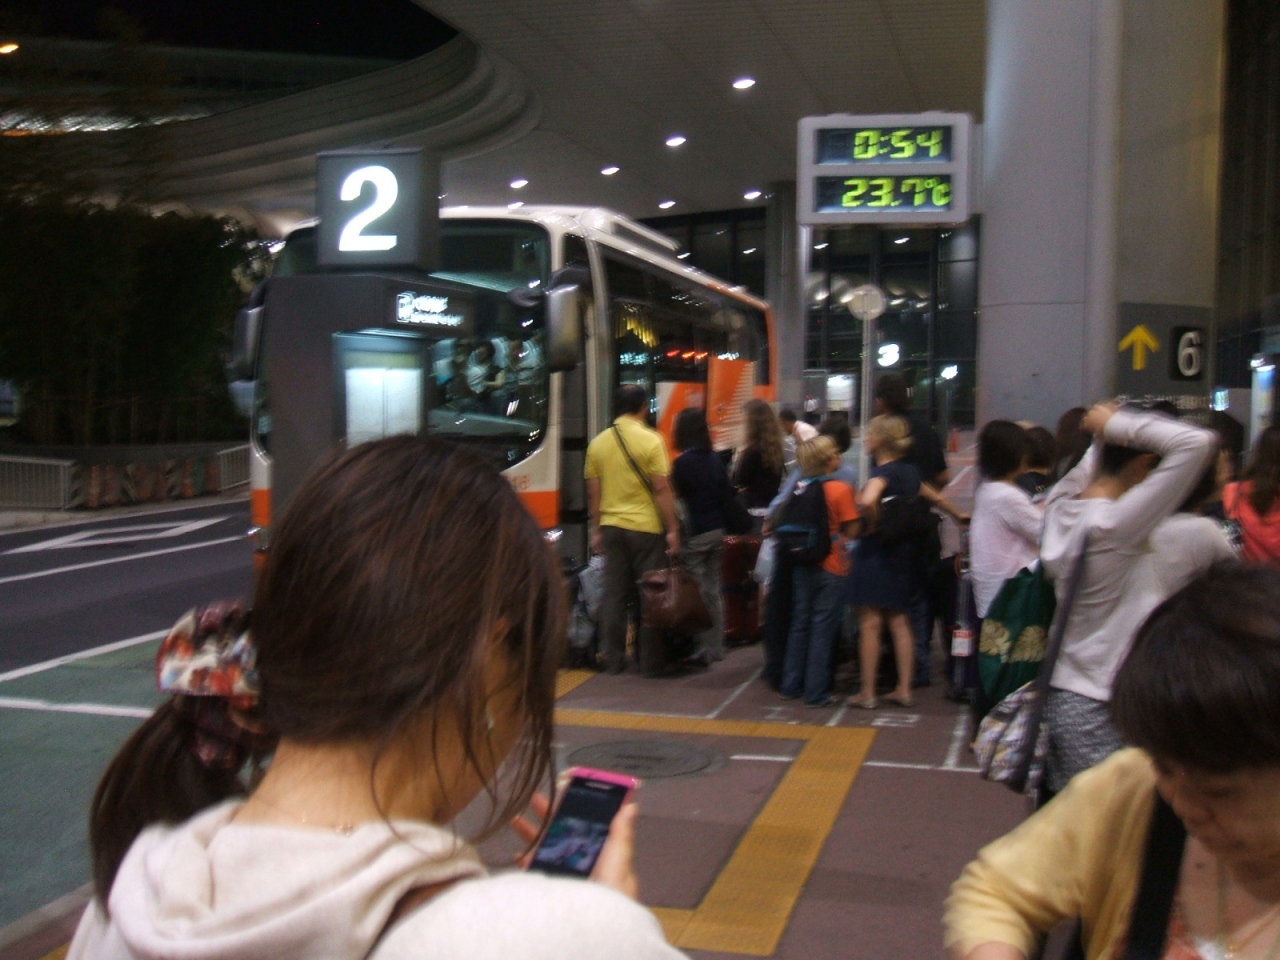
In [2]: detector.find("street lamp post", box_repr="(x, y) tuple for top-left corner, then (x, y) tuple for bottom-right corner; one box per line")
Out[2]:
(847, 284), (887, 484)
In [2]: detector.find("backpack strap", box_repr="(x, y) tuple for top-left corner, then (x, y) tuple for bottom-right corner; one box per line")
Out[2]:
(613, 425), (656, 501)
(1121, 794), (1187, 960)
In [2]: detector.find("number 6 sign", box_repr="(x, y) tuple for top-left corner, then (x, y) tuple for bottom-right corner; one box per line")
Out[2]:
(316, 148), (439, 271)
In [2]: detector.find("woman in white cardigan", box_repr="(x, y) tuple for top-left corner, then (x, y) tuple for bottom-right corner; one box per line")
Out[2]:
(71, 436), (683, 960)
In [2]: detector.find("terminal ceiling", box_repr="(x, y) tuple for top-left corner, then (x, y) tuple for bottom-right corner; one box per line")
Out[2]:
(422, 0), (986, 218)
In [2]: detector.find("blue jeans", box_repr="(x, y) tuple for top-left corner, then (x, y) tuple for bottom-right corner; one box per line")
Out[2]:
(782, 567), (845, 704)
(909, 579), (932, 684)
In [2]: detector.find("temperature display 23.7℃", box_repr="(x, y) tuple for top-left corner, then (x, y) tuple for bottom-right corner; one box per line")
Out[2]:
(815, 175), (953, 213)
(817, 127), (952, 164)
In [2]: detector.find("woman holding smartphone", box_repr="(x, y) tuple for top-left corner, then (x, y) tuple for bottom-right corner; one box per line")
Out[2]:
(70, 437), (683, 960)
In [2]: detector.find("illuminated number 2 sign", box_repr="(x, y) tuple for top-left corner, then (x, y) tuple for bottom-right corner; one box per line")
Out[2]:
(338, 166), (399, 252)
(316, 148), (438, 270)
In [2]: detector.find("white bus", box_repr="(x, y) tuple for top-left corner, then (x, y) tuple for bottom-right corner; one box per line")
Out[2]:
(237, 205), (776, 562)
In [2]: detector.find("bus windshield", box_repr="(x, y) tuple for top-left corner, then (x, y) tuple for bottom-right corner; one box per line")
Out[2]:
(271, 220), (551, 464)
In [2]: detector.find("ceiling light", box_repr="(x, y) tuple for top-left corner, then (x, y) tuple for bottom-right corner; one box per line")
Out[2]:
(601, 166), (620, 176)
(814, 242), (829, 250)
(658, 200), (676, 209)
(742, 247), (757, 255)
(677, 252), (691, 259)
(894, 237), (909, 244)
(743, 190), (762, 201)
(437, 193), (446, 200)
(732, 77), (755, 90)
(0, 43), (18, 55)
(665, 135), (686, 147)
(510, 178), (528, 189)
(940, 365), (959, 381)
(508, 201), (524, 210)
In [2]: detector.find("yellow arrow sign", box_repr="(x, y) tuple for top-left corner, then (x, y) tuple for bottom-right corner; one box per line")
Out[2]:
(1119, 324), (1160, 371)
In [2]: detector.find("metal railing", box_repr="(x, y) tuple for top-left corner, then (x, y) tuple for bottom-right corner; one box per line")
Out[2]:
(0, 455), (75, 510)
(217, 445), (250, 491)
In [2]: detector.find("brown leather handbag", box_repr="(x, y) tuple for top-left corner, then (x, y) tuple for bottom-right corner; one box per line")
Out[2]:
(638, 565), (713, 634)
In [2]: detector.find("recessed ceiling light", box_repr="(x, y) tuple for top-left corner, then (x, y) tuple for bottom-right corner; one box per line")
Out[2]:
(814, 242), (829, 250)
(894, 236), (909, 244)
(742, 248), (757, 255)
(665, 135), (686, 148)
(601, 166), (620, 176)
(677, 252), (691, 259)
(0, 43), (18, 55)
(658, 200), (676, 209)
(732, 77), (755, 90)
(743, 190), (762, 201)
(437, 193), (447, 200)
(510, 178), (528, 189)
(508, 201), (524, 210)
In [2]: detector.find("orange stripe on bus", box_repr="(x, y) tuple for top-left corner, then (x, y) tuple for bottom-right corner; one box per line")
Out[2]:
(519, 490), (559, 528)
(251, 488), (271, 529)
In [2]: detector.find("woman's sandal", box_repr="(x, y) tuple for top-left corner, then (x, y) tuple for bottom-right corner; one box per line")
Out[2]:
(845, 694), (878, 709)
(884, 692), (915, 708)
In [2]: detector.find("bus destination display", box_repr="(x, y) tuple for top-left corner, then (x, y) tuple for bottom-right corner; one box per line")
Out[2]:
(815, 175), (953, 213)
(817, 127), (952, 165)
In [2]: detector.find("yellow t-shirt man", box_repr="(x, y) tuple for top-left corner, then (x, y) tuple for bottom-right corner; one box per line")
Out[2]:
(584, 416), (669, 534)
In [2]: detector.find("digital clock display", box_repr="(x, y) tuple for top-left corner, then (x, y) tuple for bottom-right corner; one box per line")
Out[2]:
(817, 127), (953, 165)
(814, 175), (953, 213)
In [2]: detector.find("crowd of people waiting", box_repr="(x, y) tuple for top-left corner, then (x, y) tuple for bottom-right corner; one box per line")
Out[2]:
(62, 377), (1280, 960)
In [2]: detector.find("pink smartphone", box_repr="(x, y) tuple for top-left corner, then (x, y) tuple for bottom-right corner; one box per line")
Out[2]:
(528, 767), (638, 878)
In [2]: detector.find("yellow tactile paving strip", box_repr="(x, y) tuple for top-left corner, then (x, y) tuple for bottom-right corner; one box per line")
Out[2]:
(555, 708), (876, 956)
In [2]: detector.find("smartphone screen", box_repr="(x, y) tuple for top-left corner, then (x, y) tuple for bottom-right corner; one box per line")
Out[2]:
(529, 773), (631, 877)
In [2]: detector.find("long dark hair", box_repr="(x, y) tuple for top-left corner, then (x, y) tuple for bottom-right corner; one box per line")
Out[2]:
(1245, 424), (1280, 515)
(1051, 407), (1090, 482)
(90, 437), (565, 903)
(674, 406), (712, 451)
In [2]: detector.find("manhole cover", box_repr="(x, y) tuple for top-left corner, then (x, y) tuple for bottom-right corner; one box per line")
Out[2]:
(567, 739), (725, 779)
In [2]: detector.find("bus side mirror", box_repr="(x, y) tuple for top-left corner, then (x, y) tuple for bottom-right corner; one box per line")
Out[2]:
(228, 305), (263, 381)
(544, 283), (582, 372)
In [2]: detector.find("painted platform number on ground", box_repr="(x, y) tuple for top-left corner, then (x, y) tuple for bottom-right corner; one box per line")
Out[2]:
(1171, 326), (1205, 380)
(871, 712), (920, 728)
(1119, 324), (1160, 371)
(6, 517), (227, 554)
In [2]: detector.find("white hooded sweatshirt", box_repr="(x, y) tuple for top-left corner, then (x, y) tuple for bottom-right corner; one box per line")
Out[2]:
(69, 801), (685, 960)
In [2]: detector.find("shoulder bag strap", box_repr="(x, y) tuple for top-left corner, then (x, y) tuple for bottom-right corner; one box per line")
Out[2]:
(1012, 533), (1090, 792)
(1122, 794), (1188, 960)
(613, 424), (656, 502)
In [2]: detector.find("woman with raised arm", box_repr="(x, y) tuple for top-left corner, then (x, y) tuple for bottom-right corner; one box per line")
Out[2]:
(946, 563), (1280, 960)
(71, 436), (683, 960)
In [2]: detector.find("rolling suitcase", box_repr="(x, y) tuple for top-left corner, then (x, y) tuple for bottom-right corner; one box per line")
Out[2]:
(721, 534), (762, 646)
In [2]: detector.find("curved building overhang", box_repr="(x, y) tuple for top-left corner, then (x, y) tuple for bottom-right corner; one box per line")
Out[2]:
(135, 35), (538, 234)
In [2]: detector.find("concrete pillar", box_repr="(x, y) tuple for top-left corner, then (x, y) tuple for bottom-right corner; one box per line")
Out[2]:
(766, 180), (804, 406)
(979, 0), (1226, 427)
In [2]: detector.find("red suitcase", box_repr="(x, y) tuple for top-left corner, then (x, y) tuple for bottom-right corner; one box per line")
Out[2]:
(721, 535), (762, 645)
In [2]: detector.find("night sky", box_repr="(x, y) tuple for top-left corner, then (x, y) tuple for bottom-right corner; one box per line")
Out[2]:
(0, 0), (457, 60)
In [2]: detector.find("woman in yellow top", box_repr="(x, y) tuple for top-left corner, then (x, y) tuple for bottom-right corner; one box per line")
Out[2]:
(946, 563), (1280, 960)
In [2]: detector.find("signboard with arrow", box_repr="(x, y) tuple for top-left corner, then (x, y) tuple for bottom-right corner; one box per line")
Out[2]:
(1114, 303), (1208, 406)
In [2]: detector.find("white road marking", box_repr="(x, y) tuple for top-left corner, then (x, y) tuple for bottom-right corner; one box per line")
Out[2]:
(6, 517), (227, 554)
(825, 705), (848, 727)
(0, 696), (153, 719)
(0, 628), (168, 684)
(730, 754), (794, 762)
(871, 712), (920, 728)
(0, 495), (248, 538)
(0, 535), (245, 586)
(705, 666), (763, 719)
(864, 760), (982, 774)
(942, 706), (972, 769)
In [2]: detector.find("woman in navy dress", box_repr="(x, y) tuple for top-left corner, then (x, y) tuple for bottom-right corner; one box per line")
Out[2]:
(848, 414), (965, 709)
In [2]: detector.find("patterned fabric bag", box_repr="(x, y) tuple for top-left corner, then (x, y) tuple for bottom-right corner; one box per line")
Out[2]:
(976, 562), (1057, 718)
(972, 536), (1089, 796)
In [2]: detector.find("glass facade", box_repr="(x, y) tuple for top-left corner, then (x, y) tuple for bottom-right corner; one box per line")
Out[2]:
(641, 207), (767, 297)
(1216, 0), (1280, 386)
(806, 222), (980, 427)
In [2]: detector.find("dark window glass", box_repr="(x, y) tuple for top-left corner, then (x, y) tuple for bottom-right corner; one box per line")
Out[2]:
(692, 222), (733, 280)
(938, 223), (979, 262)
(938, 259), (978, 312)
(934, 311), (978, 359)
